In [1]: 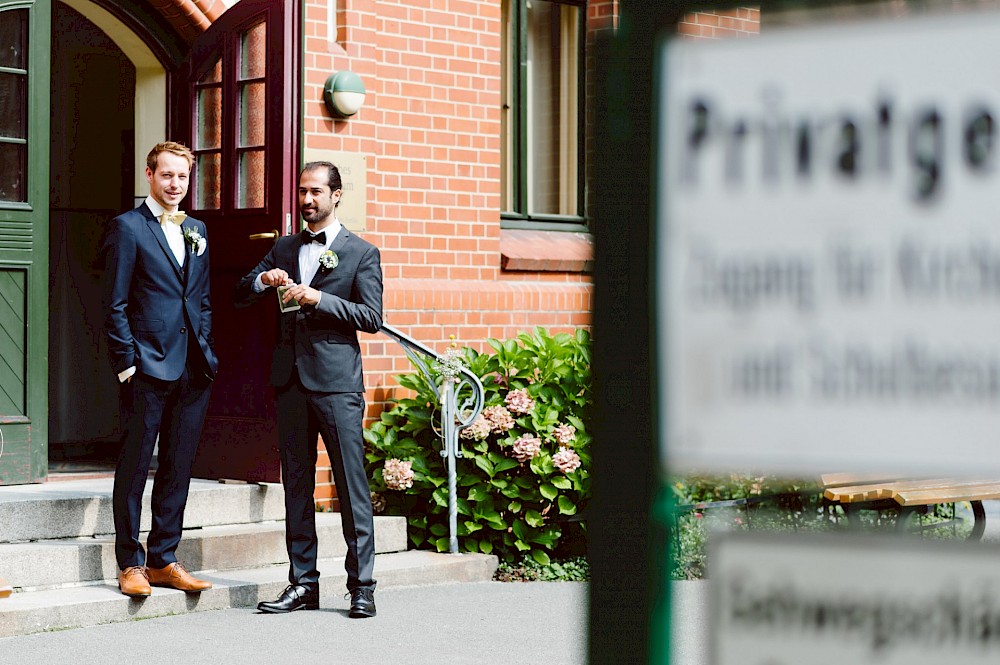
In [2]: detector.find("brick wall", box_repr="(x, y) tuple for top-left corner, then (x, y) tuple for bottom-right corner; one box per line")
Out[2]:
(679, 8), (760, 39)
(302, 1), (757, 506)
(303, 0), (594, 505)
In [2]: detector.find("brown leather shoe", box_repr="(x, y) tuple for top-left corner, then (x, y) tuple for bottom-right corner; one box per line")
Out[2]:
(118, 566), (151, 597)
(146, 562), (212, 592)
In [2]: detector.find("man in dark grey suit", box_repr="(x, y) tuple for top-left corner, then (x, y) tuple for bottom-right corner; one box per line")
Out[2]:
(234, 161), (383, 618)
(103, 141), (218, 597)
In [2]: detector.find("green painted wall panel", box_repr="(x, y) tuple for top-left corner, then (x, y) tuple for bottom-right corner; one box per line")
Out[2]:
(0, 268), (26, 415)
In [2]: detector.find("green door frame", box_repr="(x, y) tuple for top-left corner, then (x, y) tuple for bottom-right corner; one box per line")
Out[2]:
(0, 0), (50, 484)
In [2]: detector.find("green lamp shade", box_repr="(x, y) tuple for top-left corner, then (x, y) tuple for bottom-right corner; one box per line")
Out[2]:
(324, 71), (366, 118)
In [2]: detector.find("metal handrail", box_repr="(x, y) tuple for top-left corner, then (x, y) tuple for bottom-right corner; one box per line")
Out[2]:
(379, 323), (485, 553)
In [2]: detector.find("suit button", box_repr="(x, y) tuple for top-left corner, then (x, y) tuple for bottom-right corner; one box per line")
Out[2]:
(180, 327), (187, 334)
(183, 297), (188, 302)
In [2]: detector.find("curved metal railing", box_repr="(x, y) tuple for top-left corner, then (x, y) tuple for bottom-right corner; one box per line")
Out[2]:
(379, 323), (485, 553)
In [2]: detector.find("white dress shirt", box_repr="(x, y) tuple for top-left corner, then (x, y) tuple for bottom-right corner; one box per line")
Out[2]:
(145, 196), (187, 267)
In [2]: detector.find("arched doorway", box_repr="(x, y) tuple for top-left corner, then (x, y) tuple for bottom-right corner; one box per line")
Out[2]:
(47, 0), (166, 471)
(45, 0), (297, 482)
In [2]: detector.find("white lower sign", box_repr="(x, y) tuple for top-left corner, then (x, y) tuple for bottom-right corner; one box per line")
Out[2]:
(710, 533), (1000, 664)
(658, 10), (1000, 475)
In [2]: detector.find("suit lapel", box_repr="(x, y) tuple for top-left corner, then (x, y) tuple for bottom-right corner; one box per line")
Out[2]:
(284, 236), (303, 284)
(309, 228), (351, 287)
(142, 206), (184, 282)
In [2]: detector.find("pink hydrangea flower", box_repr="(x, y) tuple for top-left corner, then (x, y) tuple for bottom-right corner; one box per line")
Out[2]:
(483, 405), (515, 433)
(552, 423), (576, 446)
(459, 414), (492, 441)
(552, 446), (581, 474)
(383, 458), (414, 490)
(505, 389), (535, 415)
(511, 434), (542, 462)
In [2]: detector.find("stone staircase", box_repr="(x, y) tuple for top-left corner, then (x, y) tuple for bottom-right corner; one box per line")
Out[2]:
(0, 477), (497, 637)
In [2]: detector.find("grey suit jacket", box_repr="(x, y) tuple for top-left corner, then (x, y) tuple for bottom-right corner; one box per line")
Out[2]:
(233, 227), (383, 392)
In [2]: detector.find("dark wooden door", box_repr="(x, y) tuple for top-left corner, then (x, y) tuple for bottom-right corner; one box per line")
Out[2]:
(173, 0), (298, 482)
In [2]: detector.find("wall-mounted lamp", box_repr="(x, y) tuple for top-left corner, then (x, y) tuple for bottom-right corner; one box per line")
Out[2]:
(323, 71), (366, 119)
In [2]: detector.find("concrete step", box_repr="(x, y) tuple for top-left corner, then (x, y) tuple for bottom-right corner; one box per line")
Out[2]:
(0, 478), (286, 542)
(0, 550), (499, 637)
(0, 513), (408, 591)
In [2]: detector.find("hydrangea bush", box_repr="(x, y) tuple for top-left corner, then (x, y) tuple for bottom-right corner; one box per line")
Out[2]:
(364, 328), (592, 564)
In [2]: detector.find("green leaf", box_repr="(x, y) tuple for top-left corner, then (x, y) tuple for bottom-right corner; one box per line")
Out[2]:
(429, 522), (448, 537)
(539, 483), (558, 500)
(479, 539), (493, 554)
(508, 500), (522, 513)
(468, 486), (489, 502)
(531, 550), (551, 566)
(512, 519), (532, 541)
(558, 495), (577, 515)
(514, 539), (531, 551)
(534, 526), (561, 547)
(474, 455), (495, 477)
(431, 488), (449, 508)
(493, 458), (519, 474)
(525, 510), (545, 528)
(551, 477), (572, 490)
(435, 537), (451, 552)
(500, 485), (520, 498)
(463, 520), (484, 533)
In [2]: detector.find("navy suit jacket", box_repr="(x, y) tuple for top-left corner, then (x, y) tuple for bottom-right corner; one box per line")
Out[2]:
(102, 203), (218, 382)
(233, 227), (383, 392)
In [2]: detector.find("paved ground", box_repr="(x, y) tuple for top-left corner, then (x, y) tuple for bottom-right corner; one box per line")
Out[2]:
(5, 501), (996, 665)
(0, 582), (589, 665)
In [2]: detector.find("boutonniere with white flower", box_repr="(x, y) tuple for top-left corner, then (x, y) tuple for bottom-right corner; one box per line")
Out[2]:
(182, 226), (207, 256)
(319, 250), (339, 271)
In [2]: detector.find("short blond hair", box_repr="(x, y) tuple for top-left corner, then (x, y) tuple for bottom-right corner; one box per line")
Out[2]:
(146, 141), (194, 172)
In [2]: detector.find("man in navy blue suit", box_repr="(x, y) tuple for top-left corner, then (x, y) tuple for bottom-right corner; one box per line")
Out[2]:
(102, 141), (219, 597)
(234, 162), (383, 618)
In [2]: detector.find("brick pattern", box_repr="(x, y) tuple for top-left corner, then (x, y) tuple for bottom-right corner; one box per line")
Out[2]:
(303, 0), (599, 507)
(303, 1), (759, 507)
(678, 8), (761, 39)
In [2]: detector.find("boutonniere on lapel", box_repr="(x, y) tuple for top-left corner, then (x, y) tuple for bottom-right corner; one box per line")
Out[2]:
(182, 226), (207, 256)
(319, 250), (339, 272)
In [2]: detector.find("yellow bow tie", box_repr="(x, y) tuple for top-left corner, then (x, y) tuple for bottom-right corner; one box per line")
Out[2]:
(159, 211), (187, 226)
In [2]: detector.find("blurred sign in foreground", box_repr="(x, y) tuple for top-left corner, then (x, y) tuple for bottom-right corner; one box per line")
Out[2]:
(711, 532), (1000, 664)
(657, 9), (1000, 477)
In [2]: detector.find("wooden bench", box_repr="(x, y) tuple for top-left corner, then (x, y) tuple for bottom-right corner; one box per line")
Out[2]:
(820, 473), (1000, 540)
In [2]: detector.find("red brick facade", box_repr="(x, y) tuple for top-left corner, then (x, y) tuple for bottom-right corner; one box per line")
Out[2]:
(298, 1), (758, 505)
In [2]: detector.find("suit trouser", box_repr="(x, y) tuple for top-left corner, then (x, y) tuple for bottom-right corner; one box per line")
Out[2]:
(113, 356), (212, 570)
(276, 375), (376, 592)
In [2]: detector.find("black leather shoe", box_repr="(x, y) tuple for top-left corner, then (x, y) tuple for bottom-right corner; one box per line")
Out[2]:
(257, 584), (319, 613)
(348, 588), (376, 618)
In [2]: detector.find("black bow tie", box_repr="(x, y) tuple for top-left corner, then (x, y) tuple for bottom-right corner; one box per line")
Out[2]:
(302, 230), (327, 245)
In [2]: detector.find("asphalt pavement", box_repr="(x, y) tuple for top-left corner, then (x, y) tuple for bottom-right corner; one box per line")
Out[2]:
(11, 499), (994, 665)
(0, 581), (590, 665)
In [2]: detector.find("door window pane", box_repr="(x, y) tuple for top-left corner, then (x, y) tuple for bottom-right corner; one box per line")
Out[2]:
(239, 82), (266, 147)
(0, 72), (26, 139)
(201, 58), (222, 85)
(193, 57), (222, 210)
(195, 152), (221, 210)
(239, 149), (265, 208)
(0, 9), (26, 69)
(197, 86), (222, 150)
(0, 143), (26, 201)
(0, 9), (27, 203)
(240, 21), (266, 79)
